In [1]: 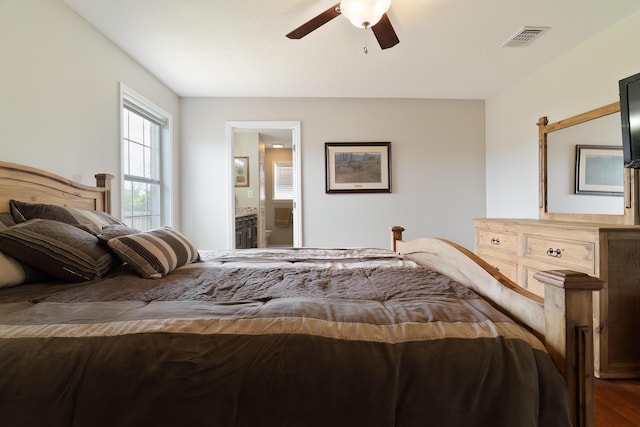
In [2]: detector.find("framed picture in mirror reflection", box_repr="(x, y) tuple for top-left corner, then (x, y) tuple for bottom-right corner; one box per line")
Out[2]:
(575, 145), (623, 196)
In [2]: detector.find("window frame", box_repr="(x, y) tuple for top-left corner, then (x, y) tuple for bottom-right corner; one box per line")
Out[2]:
(119, 83), (172, 230)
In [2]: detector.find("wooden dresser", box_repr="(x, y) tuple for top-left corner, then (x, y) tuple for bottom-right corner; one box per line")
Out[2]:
(474, 218), (640, 378)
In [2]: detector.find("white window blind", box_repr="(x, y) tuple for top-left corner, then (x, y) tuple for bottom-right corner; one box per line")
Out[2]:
(273, 162), (293, 200)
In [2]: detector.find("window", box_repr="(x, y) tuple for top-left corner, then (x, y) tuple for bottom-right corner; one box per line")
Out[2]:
(121, 85), (171, 231)
(273, 162), (293, 200)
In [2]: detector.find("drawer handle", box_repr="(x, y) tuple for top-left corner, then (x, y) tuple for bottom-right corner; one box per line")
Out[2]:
(546, 248), (563, 258)
(490, 237), (501, 245)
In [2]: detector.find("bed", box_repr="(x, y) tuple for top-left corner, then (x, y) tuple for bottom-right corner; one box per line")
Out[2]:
(0, 161), (600, 427)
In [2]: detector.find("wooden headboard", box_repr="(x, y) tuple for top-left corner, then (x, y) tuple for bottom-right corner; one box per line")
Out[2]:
(0, 162), (113, 214)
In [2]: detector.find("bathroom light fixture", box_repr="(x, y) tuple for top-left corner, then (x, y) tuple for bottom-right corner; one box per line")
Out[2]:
(339, 0), (392, 29)
(272, 144), (284, 148)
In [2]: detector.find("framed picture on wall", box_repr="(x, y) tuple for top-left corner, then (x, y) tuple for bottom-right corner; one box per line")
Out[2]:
(575, 145), (623, 196)
(234, 156), (250, 187)
(325, 142), (391, 193)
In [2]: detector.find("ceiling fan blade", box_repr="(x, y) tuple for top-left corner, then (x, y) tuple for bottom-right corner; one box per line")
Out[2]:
(286, 3), (341, 39)
(371, 13), (399, 49)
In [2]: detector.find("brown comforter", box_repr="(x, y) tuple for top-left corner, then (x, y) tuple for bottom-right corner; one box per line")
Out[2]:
(0, 248), (571, 427)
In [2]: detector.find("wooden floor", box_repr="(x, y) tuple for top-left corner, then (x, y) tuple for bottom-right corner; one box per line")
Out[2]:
(596, 379), (640, 426)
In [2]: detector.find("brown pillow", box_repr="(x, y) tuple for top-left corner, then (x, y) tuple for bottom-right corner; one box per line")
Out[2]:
(0, 212), (16, 229)
(0, 219), (114, 282)
(10, 200), (123, 235)
(107, 226), (200, 279)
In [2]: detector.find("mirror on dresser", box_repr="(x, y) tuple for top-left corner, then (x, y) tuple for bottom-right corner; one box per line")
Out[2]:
(538, 101), (640, 225)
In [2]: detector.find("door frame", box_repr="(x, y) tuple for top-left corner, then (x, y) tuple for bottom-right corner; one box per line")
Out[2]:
(226, 121), (302, 248)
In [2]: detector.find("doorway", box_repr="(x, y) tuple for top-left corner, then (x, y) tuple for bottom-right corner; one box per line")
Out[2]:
(226, 121), (302, 249)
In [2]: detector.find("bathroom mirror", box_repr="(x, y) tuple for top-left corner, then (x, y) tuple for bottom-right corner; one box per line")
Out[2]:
(538, 101), (640, 225)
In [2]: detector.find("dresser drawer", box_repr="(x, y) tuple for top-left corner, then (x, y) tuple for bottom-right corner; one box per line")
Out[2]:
(480, 255), (518, 283)
(523, 235), (595, 274)
(476, 229), (518, 254)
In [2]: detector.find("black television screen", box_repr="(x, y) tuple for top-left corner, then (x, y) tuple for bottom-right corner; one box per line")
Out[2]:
(619, 71), (640, 168)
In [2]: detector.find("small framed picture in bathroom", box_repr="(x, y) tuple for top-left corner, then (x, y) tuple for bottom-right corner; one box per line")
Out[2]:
(234, 156), (249, 187)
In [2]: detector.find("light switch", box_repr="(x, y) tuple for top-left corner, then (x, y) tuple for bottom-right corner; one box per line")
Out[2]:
(247, 190), (253, 198)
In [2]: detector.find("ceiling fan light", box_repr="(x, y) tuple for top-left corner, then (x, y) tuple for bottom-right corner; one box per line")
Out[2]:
(340, 0), (391, 29)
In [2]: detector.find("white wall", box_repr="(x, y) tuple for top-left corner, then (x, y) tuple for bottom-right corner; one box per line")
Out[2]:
(0, 0), (485, 251)
(486, 11), (640, 219)
(0, 0), (181, 226)
(13, 1), (634, 251)
(181, 98), (486, 250)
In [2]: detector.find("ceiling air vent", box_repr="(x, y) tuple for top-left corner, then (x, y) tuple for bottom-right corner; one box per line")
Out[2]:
(502, 26), (550, 47)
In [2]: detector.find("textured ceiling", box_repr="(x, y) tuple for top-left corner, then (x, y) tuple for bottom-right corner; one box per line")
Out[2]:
(61, 0), (640, 99)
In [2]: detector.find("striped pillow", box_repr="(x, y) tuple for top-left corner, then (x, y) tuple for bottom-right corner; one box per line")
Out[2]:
(97, 224), (140, 244)
(10, 200), (123, 235)
(0, 219), (115, 282)
(107, 226), (200, 279)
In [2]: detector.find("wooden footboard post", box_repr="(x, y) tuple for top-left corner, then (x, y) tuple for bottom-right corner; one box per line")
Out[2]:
(390, 226), (405, 252)
(534, 270), (602, 427)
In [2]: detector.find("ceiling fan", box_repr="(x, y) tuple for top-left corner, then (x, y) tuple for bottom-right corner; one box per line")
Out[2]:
(286, 0), (399, 50)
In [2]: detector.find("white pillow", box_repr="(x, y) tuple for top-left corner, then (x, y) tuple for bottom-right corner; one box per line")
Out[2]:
(0, 251), (26, 288)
